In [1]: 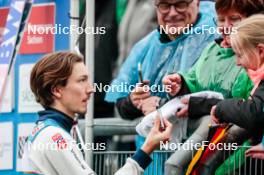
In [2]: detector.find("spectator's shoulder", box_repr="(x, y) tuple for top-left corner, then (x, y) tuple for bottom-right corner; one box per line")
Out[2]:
(133, 30), (159, 48)
(199, 41), (218, 55)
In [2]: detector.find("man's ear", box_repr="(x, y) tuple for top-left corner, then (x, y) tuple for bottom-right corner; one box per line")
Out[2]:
(51, 86), (63, 99)
(197, 0), (200, 7)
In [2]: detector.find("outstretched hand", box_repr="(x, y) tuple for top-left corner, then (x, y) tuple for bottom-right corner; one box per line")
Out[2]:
(141, 117), (173, 155)
(245, 143), (264, 160)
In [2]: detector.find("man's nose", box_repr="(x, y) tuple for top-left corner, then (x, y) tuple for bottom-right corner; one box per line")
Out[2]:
(168, 5), (179, 17)
(223, 19), (233, 29)
(86, 83), (95, 94)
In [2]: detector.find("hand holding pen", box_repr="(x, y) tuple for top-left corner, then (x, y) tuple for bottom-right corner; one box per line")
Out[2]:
(156, 100), (165, 130)
(129, 63), (151, 109)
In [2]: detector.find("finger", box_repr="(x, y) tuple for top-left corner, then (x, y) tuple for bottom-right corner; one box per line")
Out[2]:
(142, 110), (148, 116)
(212, 116), (219, 124)
(245, 149), (253, 156)
(163, 118), (173, 131)
(153, 117), (161, 131)
(141, 106), (156, 115)
(142, 80), (150, 85)
(245, 151), (252, 157)
(137, 100), (143, 110)
(170, 74), (181, 83)
(181, 98), (189, 104)
(139, 93), (151, 100)
(170, 83), (181, 95)
(210, 105), (216, 116)
(161, 120), (173, 139)
(171, 82), (180, 89)
(251, 153), (264, 159)
(245, 147), (261, 156)
(176, 107), (188, 118)
(246, 145), (263, 153)
(163, 76), (173, 85)
(246, 150), (264, 156)
(163, 76), (177, 85)
(134, 87), (148, 94)
(211, 114), (219, 124)
(131, 95), (140, 102)
(133, 92), (150, 100)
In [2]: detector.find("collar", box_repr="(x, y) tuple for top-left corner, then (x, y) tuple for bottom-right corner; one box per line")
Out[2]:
(247, 64), (264, 94)
(158, 26), (171, 43)
(215, 38), (223, 46)
(214, 37), (234, 56)
(37, 107), (75, 133)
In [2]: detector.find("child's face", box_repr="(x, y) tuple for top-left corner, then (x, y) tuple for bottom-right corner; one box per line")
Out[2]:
(234, 45), (263, 71)
(234, 50), (253, 70)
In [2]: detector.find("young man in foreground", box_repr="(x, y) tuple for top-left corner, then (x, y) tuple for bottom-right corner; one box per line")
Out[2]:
(22, 52), (172, 175)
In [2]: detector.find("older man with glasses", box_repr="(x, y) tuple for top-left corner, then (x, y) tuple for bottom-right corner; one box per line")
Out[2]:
(106, 0), (216, 121)
(105, 1), (216, 173)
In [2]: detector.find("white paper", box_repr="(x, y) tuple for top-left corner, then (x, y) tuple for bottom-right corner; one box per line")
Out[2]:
(0, 122), (13, 170)
(136, 91), (224, 137)
(16, 123), (35, 172)
(18, 64), (43, 113)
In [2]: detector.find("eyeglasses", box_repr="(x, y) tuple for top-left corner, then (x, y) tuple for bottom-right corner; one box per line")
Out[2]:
(156, 0), (193, 14)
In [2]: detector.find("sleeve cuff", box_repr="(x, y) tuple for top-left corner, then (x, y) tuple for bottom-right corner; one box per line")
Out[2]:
(131, 149), (152, 170)
(215, 104), (224, 123)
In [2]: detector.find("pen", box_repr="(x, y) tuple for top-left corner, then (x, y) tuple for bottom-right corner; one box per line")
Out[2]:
(157, 108), (165, 130)
(137, 63), (143, 83)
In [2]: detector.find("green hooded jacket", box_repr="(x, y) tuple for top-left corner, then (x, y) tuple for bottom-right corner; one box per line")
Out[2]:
(181, 41), (253, 99)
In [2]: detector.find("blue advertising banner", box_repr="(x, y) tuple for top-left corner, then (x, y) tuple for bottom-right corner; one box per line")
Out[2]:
(0, 0), (30, 112)
(0, 0), (26, 64)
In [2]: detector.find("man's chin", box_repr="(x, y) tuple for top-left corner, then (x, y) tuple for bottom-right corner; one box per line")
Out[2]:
(76, 110), (87, 118)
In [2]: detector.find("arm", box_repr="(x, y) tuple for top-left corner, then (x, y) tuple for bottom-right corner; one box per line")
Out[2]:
(231, 68), (254, 99)
(116, 96), (144, 120)
(215, 81), (264, 131)
(179, 42), (215, 94)
(114, 149), (152, 175)
(115, 117), (173, 175)
(188, 97), (222, 119)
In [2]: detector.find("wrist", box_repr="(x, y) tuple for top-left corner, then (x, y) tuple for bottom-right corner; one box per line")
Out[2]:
(141, 142), (155, 155)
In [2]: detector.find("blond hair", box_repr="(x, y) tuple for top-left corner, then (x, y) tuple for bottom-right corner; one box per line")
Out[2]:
(231, 14), (264, 68)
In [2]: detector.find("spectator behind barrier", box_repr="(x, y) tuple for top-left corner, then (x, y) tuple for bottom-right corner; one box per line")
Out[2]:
(162, 0), (264, 174)
(105, 0), (217, 120)
(210, 14), (264, 160)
